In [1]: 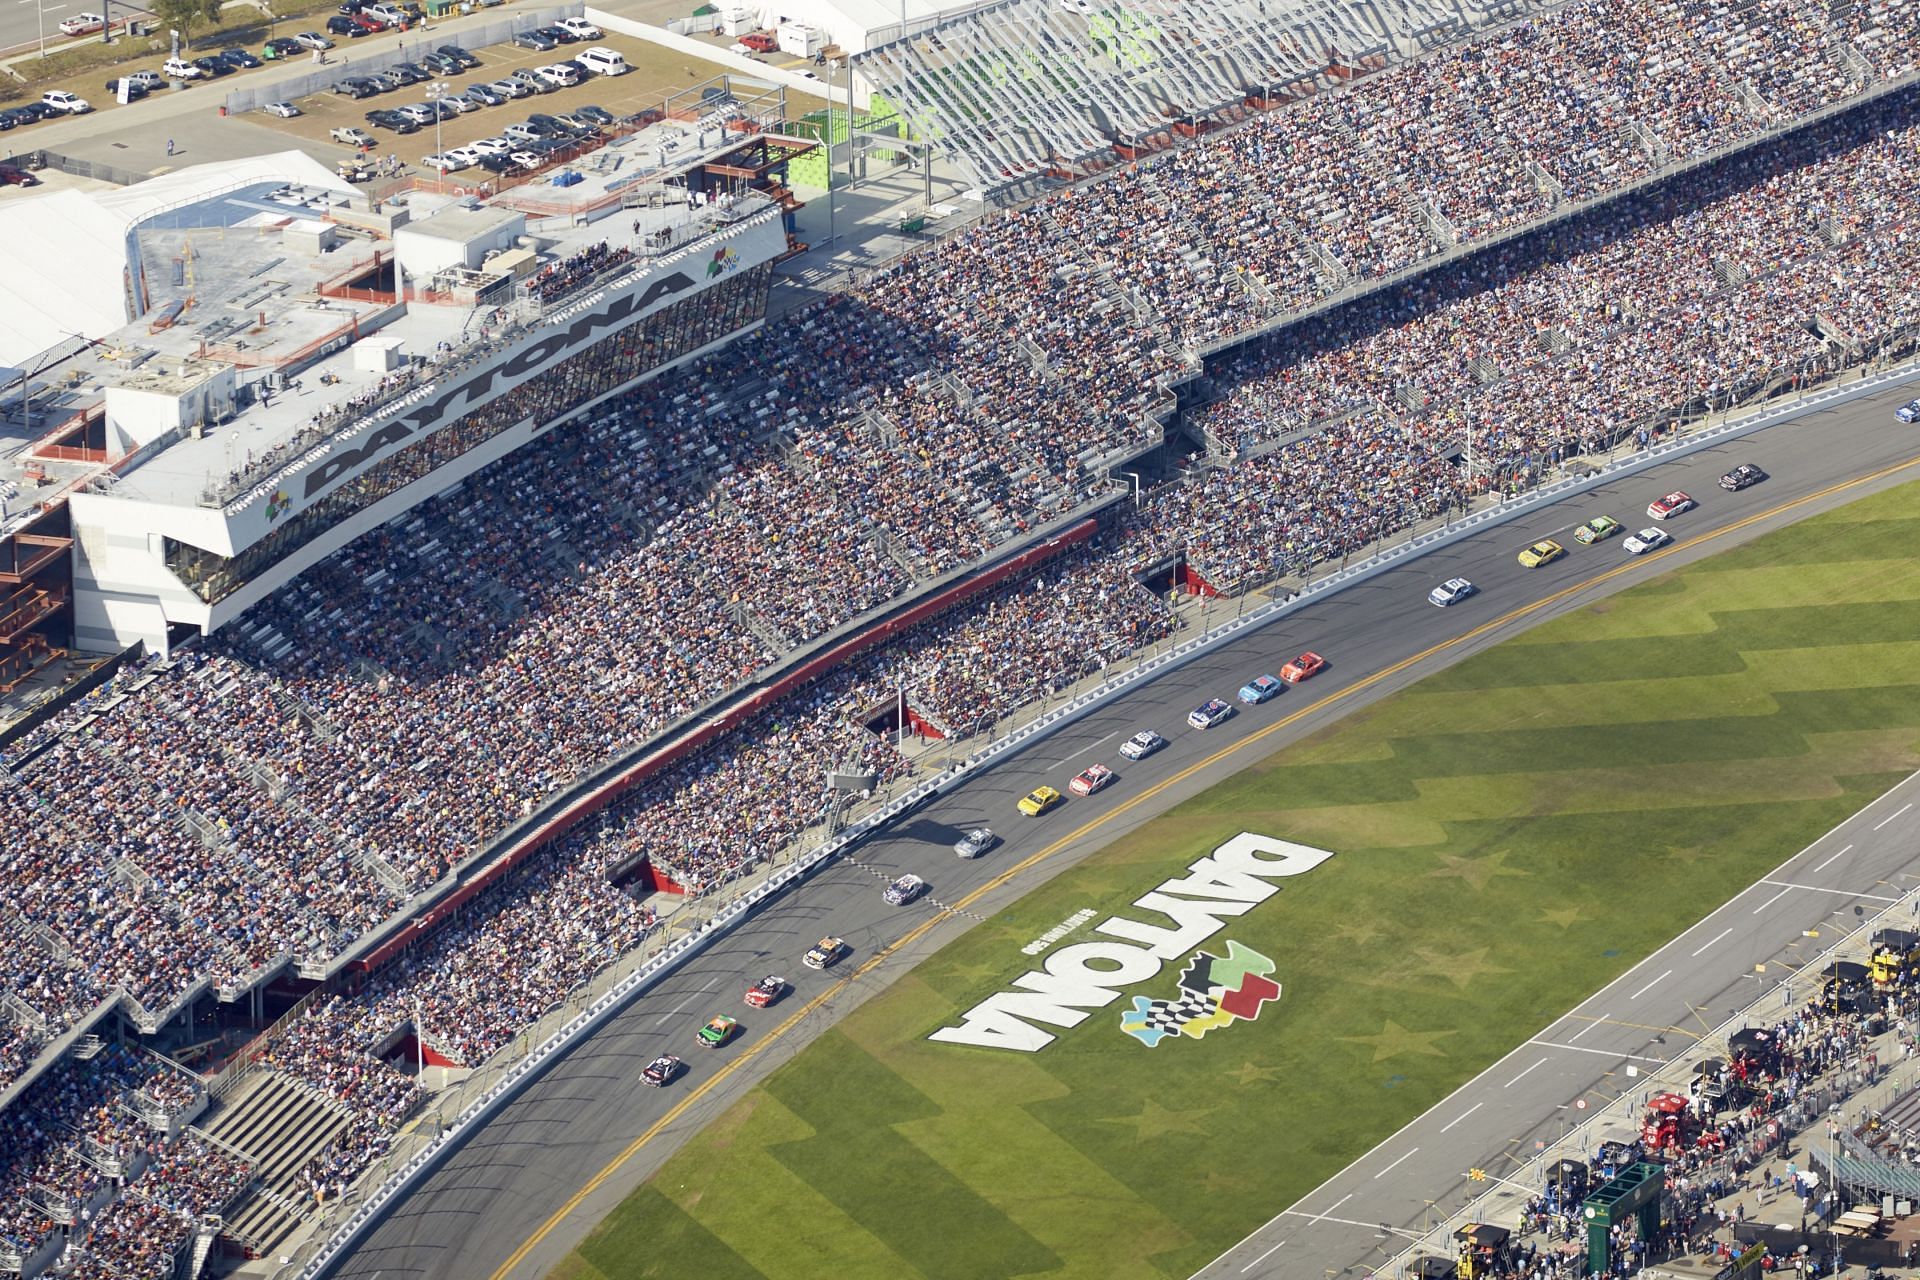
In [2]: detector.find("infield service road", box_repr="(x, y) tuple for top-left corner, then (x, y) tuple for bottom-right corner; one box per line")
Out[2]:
(326, 376), (1920, 1280)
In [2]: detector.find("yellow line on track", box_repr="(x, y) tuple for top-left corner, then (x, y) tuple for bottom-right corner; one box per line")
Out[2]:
(490, 450), (1920, 1279)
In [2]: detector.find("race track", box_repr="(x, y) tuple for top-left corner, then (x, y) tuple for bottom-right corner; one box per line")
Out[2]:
(327, 375), (1920, 1280)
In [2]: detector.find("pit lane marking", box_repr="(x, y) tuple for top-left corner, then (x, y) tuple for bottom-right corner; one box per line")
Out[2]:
(1629, 969), (1672, 1000)
(1812, 843), (1854, 872)
(1874, 802), (1913, 830)
(1759, 879), (1898, 902)
(492, 451), (1920, 1280)
(1439, 1102), (1482, 1132)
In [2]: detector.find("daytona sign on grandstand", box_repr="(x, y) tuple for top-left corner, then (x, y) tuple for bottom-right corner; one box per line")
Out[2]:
(928, 834), (1333, 1052)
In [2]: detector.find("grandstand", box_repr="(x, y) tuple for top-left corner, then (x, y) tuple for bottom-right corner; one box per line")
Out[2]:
(1, 6), (1919, 1274)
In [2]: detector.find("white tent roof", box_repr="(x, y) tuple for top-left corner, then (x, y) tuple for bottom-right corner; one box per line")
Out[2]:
(0, 150), (356, 368)
(748, 0), (957, 53)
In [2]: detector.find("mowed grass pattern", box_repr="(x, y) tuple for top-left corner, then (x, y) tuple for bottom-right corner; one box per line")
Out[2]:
(553, 480), (1920, 1280)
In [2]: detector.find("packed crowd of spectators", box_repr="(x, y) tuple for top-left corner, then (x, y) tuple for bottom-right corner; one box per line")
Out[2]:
(0, 1044), (237, 1276)
(0, 33), (1918, 1254)
(528, 240), (634, 307)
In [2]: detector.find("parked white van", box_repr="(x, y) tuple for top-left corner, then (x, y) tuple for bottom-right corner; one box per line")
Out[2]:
(575, 46), (629, 75)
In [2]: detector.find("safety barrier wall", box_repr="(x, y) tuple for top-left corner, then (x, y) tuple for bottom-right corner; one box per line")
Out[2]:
(294, 356), (1920, 1279)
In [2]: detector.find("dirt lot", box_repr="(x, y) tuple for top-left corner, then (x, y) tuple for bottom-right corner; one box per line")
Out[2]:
(241, 28), (828, 171)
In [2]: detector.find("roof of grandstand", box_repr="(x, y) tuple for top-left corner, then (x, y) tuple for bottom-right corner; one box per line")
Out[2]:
(852, 0), (1538, 194)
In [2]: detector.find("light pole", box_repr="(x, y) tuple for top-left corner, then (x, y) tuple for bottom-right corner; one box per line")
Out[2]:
(20, 0), (66, 57)
(425, 82), (444, 176)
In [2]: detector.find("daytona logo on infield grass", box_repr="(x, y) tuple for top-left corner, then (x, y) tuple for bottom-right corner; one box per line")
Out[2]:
(927, 834), (1331, 1052)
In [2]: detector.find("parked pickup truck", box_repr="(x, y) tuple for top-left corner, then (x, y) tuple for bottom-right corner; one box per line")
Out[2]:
(330, 125), (375, 146)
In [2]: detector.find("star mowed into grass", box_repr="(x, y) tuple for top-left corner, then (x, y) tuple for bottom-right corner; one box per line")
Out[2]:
(1341, 1020), (1458, 1062)
(1097, 1098), (1216, 1141)
(1427, 849), (1530, 892)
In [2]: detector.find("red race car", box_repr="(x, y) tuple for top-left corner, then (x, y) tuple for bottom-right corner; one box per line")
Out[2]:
(744, 975), (786, 1009)
(1280, 651), (1326, 683)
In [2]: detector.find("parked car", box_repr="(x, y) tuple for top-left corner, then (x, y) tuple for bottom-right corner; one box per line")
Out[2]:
(262, 37), (305, 58)
(387, 62), (428, 84)
(162, 56), (206, 78)
(575, 46), (628, 76)
(366, 109), (420, 132)
(330, 125), (376, 146)
(463, 81), (506, 106)
(512, 29), (556, 50)
(508, 67), (556, 93)
(506, 149), (544, 170)
(555, 15), (600, 38)
(476, 152), (517, 173)
(573, 103), (615, 126)
(490, 77), (532, 98)
(260, 100), (301, 117)
(535, 62), (580, 87)
(349, 12), (386, 30)
(422, 51), (462, 74)
(526, 111), (580, 136)
(327, 16), (369, 35)
(108, 69), (164, 92)
(420, 151), (471, 172)
(40, 90), (92, 114)
(220, 46), (262, 67)
(437, 43), (479, 67)
(292, 31), (334, 50)
(466, 134), (510, 155)
(102, 77), (149, 100)
(0, 164), (40, 186)
(190, 57), (234, 77)
(533, 23), (578, 42)
(333, 78), (378, 97)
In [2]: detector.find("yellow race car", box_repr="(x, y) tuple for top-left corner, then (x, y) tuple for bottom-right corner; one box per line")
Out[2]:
(1017, 785), (1064, 816)
(1517, 539), (1566, 568)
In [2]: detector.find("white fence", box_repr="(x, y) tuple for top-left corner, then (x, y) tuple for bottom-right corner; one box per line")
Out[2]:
(292, 354), (1920, 1279)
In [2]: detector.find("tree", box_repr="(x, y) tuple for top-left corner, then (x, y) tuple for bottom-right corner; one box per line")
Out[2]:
(149, 0), (222, 50)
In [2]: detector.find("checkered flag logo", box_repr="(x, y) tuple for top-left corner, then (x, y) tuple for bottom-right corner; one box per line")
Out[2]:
(1119, 941), (1281, 1048)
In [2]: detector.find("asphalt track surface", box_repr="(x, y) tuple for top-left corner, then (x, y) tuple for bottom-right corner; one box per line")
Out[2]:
(330, 378), (1920, 1280)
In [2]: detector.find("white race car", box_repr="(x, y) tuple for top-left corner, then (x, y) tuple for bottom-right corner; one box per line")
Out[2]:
(1429, 577), (1475, 607)
(883, 874), (927, 906)
(1118, 730), (1165, 761)
(1895, 398), (1920, 424)
(1623, 527), (1672, 555)
(1069, 763), (1116, 796)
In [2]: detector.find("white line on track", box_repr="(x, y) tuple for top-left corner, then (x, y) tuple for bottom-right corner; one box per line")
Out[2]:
(1298, 1194), (1352, 1224)
(1567, 1017), (1605, 1043)
(1630, 969), (1672, 1000)
(1690, 928), (1732, 957)
(1372, 1149), (1418, 1180)
(1751, 886), (1795, 915)
(1760, 879), (1898, 902)
(1277, 1210), (1423, 1240)
(1875, 802), (1913, 831)
(1812, 844), (1854, 873)
(1506, 1058), (1548, 1088)
(1439, 1103), (1482, 1133)
(1528, 1039), (1666, 1063)
(1239, 1239), (1287, 1273)
(653, 978), (717, 1025)
(1047, 731), (1118, 769)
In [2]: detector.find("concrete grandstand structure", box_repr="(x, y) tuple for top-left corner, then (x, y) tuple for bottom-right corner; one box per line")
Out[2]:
(1, 0), (1919, 1275)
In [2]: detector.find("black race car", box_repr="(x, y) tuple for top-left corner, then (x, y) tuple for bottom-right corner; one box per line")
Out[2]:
(1718, 463), (1767, 491)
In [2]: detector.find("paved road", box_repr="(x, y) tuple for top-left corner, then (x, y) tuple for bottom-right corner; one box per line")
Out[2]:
(329, 376), (1920, 1280)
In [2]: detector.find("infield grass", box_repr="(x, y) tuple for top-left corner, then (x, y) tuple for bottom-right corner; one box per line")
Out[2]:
(552, 478), (1920, 1280)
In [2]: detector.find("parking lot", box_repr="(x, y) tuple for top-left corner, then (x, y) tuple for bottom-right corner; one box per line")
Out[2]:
(238, 27), (828, 174)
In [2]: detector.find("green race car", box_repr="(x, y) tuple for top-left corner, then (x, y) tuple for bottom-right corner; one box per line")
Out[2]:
(697, 1014), (739, 1048)
(1572, 516), (1623, 545)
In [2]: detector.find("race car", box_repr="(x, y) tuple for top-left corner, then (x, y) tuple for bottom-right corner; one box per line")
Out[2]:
(1719, 463), (1767, 491)
(1280, 651), (1326, 683)
(883, 873), (927, 905)
(1018, 785), (1064, 816)
(1118, 729), (1165, 760)
(1069, 763), (1116, 796)
(1572, 516), (1623, 545)
(1238, 674), (1283, 704)
(697, 1014), (739, 1048)
(1647, 490), (1695, 519)
(1896, 398), (1920, 423)
(803, 936), (847, 969)
(1623, 527), (1672, 555)
(744, 975), (786, 1008)
(1518, 539), (1566, 568)
(954, 827), (998, 858)
(641, 1053), (684, 1086)
(1429, 577), (1476, 607)
(1188, 698), (1233, 730)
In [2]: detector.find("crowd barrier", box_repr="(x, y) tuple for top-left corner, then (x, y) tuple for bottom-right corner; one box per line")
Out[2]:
(291, 354), (1920, 1279)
